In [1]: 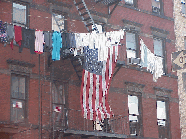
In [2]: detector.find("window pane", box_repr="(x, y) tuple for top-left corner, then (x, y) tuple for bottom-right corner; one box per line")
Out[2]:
(125, 0), (134, 4)
(19, 77), (25, 99)
(59, 85), (65, 104)
(127, 50), (136, 58)
(13, 3), (26, 24)
(154, 39), (163, 57)
(151, 0), (160, 8)
(52, 85), (58, 103)
(129, 115), (138, 122)
(157, 101), (166, 119)
(12, 76), (19, 98)
(126, 32), (136, 50)
(11, 100), (24, 122)
(52, 13), (64, 32)
(128, 95), (139, 115)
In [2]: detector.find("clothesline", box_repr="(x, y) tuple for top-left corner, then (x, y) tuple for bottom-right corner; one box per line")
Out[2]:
(0, 20), (125, 61)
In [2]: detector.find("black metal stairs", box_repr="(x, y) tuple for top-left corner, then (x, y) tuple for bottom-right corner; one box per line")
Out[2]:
(73, 0), (99, 33)
(70, 56), (84, 81)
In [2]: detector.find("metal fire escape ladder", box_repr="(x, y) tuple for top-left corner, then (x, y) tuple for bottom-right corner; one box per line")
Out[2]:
(53, 13), (65, 32)
(73, 0), (99, 33)
(70, 56), (84, 81)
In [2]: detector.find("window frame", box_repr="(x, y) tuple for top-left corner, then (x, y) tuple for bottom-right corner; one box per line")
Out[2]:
(153, 36), (167, 74)
(12, 1), (29, 28)
(52, 81), (66, 127)
(126, 31), (140, 59)
(125, 0), (138, 8)
(10, 74), (28, 123)
(52, 10), (67, 32)
(151, 0), (164, 15)
(127, 92), (143, 137)
(156, 96), (170, 139)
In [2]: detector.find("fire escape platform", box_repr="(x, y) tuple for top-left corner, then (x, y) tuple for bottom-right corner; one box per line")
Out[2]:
(95, 0), (121, 6)
(64, 129), (128, 138)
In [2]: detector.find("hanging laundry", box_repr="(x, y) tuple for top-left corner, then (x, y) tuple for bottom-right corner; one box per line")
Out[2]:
(140, 39), (148, 67)
(69, 33), (76, 48)
(14, 25), (22, 47)
(62, 32), (70, 48)
(140, 38), (164, 82)
(153, 56), (164, 82)
(7, 24), (14, 42)
(35, 30), (44, 54)
(52, 31), (62, 61)
(44, 31), (52, 52)
(0, 21), (8, 43)
(20, 28), (35, 54)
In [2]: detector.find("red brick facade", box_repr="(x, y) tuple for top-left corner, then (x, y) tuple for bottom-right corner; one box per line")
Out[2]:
(0, 0), (181, 139)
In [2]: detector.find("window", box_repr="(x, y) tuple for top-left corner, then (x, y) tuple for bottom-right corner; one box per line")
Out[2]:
(52, 13), (65, 32)
(128, 95), (142, 136)
(52, 83), (66, 127)
(125, 0), (134, 5)
(11, 75), (27, 123)
(93, 118), (111, 132)
(126, 32), (137, 58)
(181, 0), (186, 14)
(156, 98), (169, 138)
(13, 2), (28, 27)
(153, 38), (165, 72)
(151, 0), (163, 15)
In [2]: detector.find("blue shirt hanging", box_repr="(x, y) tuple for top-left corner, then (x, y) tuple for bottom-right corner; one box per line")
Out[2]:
(52, 31), (62, 61)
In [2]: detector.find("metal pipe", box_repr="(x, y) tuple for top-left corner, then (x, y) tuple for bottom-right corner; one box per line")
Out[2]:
(38, 54), (41, 139)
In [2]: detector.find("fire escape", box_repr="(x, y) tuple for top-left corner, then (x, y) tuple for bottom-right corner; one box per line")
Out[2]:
(49, 0), (129, 138)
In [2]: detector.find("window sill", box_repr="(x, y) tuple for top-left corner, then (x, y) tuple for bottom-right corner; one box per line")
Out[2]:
(118, 3), (174, 21)
(117, 61), (178, 79)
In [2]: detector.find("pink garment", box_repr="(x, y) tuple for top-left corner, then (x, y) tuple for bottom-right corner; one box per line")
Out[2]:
(35, 30), (44, 54)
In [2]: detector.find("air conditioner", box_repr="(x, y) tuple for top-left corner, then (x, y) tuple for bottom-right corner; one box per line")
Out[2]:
(127, 57), (141, 65)
(152, 6), (160, 13)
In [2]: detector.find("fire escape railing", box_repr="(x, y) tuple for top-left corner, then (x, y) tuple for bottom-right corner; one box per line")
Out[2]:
(52, 108), (129, 138)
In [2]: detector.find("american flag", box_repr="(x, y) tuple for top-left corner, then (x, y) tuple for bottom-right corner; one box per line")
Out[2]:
(80, 45), (118, 121)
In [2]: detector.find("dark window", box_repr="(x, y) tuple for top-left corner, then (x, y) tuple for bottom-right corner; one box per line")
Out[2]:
(52, 83), (66, 127)
(93, 118), (111, 133)
(11, 74), (27, 123)
(153, 37), (166, 73)
(52, 13), (65, 32)
(126, 32), (138, 58)
(156, 97), (169, 138)
(13, 2), (28, 27)
(125, 0), (137, 7)
(151, 0), (163, 15)
(128, 94), (142, 136)
(181, 0), (186, 14)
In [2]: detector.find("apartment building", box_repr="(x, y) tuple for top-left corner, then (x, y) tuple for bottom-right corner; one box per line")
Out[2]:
(0, 0), (181, 138)
(174, 0), (186, 138)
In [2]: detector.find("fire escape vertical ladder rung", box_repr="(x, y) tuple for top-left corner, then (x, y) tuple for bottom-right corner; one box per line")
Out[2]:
(73, 0), (98, 33)
(80, 12), (88, 16)
(71, 58), (83, 81)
